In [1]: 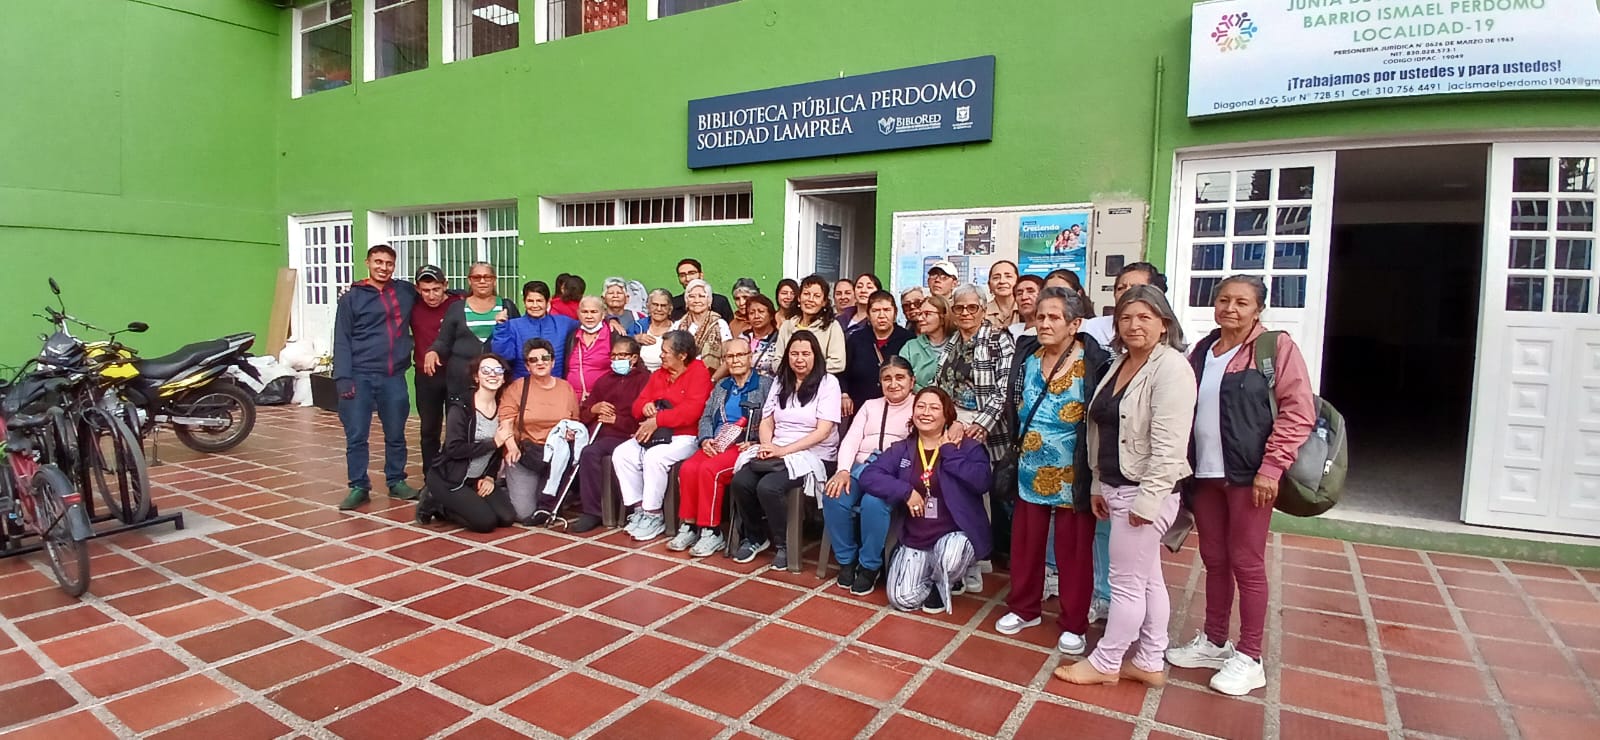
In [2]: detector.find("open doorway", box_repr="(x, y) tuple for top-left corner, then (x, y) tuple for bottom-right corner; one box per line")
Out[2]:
(787, 175), (877, 281)
(1323, 144), (1488, 523)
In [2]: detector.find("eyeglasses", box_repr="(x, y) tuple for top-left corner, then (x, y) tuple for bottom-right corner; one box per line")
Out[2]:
(678, 270), (700, 279)
(952, 304), (983, 314)
(526, 354), (553, 364)
(479, 366), (505, 376)
(723, 352), (751, 360)
(468, 274), (495, 281)
(609, 353), (636, 360)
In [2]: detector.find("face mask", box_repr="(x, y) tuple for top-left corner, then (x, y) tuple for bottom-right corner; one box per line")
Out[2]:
(610, 359), (632, 376)
(580, 322), (602, 334)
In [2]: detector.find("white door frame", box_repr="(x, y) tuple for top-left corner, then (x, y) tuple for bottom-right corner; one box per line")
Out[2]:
(783, 179), (877, 280)
(287, 212), (354, 355)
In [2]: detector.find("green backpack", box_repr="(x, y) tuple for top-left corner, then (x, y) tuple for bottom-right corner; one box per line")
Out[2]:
(1255, 332), (1348, 517)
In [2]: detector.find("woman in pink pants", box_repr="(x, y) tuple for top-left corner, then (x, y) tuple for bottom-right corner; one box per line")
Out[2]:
(1056, 285), (1196, 688)
(1167, 275), (1315, 696)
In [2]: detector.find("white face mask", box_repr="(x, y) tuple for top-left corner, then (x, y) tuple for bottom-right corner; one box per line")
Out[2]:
(579, 322), (602, 334)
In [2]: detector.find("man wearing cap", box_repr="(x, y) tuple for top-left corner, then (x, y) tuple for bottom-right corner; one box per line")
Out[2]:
(927, 260), (959, 299)
(409, 265), (459, 477)
(333, 244), (423, 511)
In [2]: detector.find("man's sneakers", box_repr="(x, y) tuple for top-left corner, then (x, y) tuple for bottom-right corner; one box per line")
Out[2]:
(770, 547), (789, 571)
(850, 568), (879, 596)
(1210, 653), (1267, 696)
(689, 529), (725, 557)
(1165, 633), (1236, 670)
(995, 613), (1042, 635)
(338, 487), (370, 511)
(836, 562), (857, 590)
(732, 539), (770, 564)
(388, 481), (421, 501)
(666, 523), (698, 551)
(570, 514), (602, 534)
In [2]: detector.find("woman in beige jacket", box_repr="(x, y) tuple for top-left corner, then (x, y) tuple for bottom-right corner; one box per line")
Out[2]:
(1057, 285), (1197, 688)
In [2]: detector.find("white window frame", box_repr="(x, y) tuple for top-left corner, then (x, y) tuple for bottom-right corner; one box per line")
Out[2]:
(367, 202), (524, 297)
(530, 0), (630, 44)
(292, 0), (353, 99)
(649, 0), (741, 21)
(444, 0), (522, 62)
(540, 183), (754, 233)
(364, 0), (429, 82)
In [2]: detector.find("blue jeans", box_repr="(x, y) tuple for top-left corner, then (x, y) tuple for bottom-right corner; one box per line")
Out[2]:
(820, 461), (894, 571)
(337, 374), (411, 491)
(1045, 514), (1111, 603)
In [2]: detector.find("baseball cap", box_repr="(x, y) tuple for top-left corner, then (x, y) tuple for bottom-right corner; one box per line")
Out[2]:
(927, 260), (959, 278)
(416, 264), (446, 283)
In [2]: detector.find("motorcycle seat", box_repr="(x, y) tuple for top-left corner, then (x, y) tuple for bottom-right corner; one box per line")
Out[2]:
(134, 339), (231, 381)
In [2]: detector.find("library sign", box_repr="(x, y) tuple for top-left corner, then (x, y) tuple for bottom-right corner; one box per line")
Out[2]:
(1188, 0), (1600, 116)
(687, 56), (995, 169)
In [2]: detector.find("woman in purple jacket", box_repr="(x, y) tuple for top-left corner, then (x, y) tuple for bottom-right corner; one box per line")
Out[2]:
(860, 387), (993, 615)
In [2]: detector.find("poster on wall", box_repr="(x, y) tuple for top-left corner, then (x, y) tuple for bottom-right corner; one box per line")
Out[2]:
(1017, 212), (1091, 278)
(815, 224), (843, 280)
(888, 204), (1095, 299)
(1188, 0), (1600, 117)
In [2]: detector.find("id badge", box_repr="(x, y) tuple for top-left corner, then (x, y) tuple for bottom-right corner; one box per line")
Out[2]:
(923, 497), (939, 519)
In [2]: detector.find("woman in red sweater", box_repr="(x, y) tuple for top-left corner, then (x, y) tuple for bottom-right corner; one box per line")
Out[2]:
(611, 330), (713, 541)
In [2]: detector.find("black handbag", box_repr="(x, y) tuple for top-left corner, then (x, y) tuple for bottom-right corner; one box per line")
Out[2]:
(513, 376), (550, 473)
(640, 399), (675, 448)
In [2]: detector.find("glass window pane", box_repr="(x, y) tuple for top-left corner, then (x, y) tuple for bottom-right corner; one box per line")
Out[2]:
(1553, 277), (1590, 313)
(1275, 205), (1311, 236)
(1278, 167), (1315, 200)
(375, 0), (428, 78)
(1235, 170), (1271, 201)
(1555, 239), (1593, 270)
(1232, 242), (1267, 270)
(1274, 242), (1309, 269)
(661, 0), (741, 16)
(331, 0), (351, 17)
(1513, 157), (1551, 193)
(1506, 276), (1546, 311)
(1511, 199), (1549, 231)
(1189, 277), (1221, 307)
(1557, 200), (1595, 232)
(455, 0), (520, 59)
(1233, 207), (1269, 236)
(1196, 172), (1230, 204)
(1192, 243), (1224, 271)
(1559, 157), (1595, 193)
(1509, 238), (1547, 269)
(1270, 276), (1307, 308)
(301, 20), (352, 94)
(1194, 209), (1227, 238)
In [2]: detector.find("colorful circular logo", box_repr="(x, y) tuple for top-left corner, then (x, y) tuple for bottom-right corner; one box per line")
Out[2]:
(1212, 12), (1258, 52)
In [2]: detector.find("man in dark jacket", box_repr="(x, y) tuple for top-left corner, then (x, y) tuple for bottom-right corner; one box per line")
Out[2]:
(410, 265), (459, 478)
(570, 335), (652, 533)
(334, 244), (421, 510)
(669, 258), (734, 321)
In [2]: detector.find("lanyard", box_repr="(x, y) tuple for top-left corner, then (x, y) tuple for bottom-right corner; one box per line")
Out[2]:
(917, 439), (941, 491)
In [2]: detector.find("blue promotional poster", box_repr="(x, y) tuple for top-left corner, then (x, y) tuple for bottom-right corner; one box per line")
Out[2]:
(1017, 212), (1090, 278)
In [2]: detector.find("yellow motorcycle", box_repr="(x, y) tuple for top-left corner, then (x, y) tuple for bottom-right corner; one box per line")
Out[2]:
(40, 280), (260, 454)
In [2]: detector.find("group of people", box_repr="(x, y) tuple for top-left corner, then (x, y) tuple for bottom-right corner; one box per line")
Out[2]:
(332, 247), (1315, 696)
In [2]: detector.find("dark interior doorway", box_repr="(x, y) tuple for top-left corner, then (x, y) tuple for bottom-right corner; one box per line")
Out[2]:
(1324, 145), (1487, 523)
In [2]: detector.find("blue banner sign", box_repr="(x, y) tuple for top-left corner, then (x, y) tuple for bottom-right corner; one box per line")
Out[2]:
(688, 56), (995, 169)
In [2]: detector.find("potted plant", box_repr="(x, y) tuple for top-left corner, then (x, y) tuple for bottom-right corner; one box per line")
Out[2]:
(309, 353), (338, 412)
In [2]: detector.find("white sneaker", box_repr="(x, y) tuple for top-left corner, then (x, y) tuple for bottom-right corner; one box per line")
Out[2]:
(995, 612), (1042, 635)
(631, 513), (665, 541)
(964, 564), (983, 593)
(1087, 598), (1109, 624)
(1209, 652), (1267, 696)
(623, 509), (643, 537)
(977, 559), (993, 574)
(1165, 633), (1235, 670)
(1057, 631), (1087, 655)
(1042, 566), (1060, 600)
(689, 529), (724, 557)
(665, 523), (697, 552)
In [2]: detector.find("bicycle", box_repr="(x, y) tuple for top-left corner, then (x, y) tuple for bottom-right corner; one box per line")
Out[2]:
(1, 374), (94, 596)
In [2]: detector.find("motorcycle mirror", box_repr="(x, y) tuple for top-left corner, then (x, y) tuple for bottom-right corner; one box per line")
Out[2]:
(48, 278), (60, 295)
(128, 322), (149, 333)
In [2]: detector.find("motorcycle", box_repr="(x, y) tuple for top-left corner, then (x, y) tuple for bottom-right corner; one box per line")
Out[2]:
(38, 278), (261, 454)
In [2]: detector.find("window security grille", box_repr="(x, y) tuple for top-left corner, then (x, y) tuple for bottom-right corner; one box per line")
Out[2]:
(386, 205), (521, 297)
(548, 186), (752, 231)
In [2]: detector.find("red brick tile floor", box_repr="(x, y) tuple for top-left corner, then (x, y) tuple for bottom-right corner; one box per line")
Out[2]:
(3, 407), (1600, 738)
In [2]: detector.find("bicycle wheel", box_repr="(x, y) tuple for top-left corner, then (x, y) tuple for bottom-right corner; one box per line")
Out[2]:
(80, 410), (151, 524)
(30, 464), (90, 597)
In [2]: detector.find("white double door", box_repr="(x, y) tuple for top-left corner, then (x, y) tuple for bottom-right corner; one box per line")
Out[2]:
(1466, 143), (1600, 536)
(288, 213), (354, 356)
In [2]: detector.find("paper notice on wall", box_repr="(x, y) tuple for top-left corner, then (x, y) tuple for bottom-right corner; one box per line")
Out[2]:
(896, 255), (924, 293)
(968, 258), (994, 287)
(1017, 211), (1091, 278)
(896, 221), (921, 256)
(918, 221), (949, 254)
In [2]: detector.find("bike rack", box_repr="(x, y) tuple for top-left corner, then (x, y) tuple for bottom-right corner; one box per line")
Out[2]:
(1, 505), (184, 559)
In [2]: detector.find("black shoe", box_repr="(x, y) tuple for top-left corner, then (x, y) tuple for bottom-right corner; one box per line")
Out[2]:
(851, 568), (878, 596)
(570, 514), (602, 533)
(835, 562), (857, 590)
(413, 489), (437, 525)
(922, 587), (946, 614)
(526, 511), (552, 527)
